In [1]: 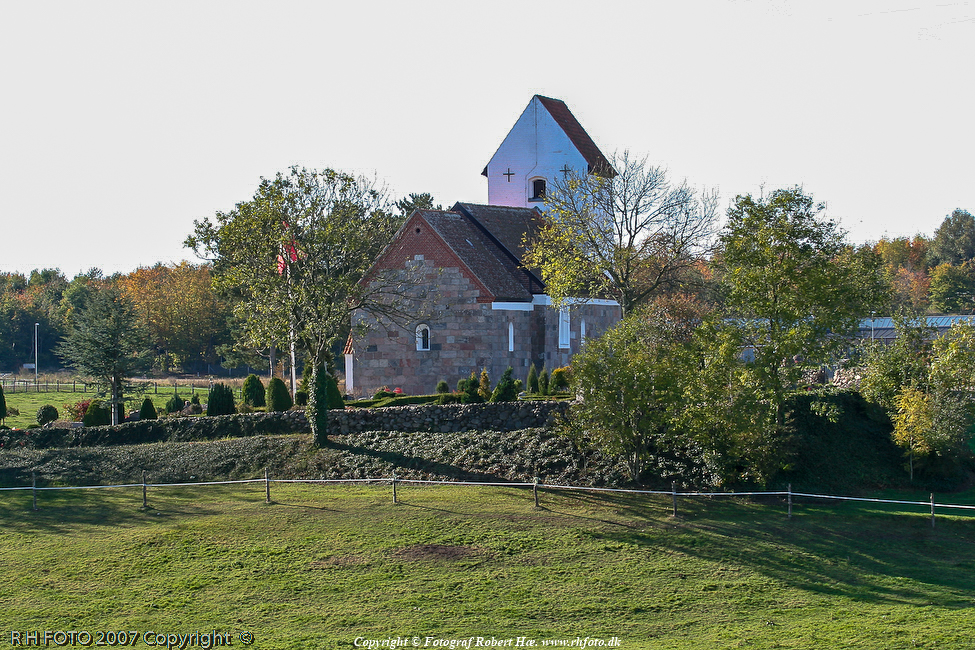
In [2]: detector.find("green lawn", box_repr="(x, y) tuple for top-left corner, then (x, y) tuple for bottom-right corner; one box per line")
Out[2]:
(1, 482), (973, 649)
(1, 386), (208, 429)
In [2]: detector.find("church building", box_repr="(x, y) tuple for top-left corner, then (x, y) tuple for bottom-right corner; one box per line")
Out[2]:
(346, 96), (622, 396)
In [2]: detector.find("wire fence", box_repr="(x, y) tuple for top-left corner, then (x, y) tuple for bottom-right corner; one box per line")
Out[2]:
(4, 471), (975, 528)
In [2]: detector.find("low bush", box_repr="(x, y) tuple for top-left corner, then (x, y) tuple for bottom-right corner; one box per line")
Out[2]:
(435, 380), (450, 394)
(83, 400), (111, 427)
(36, 405), (59, 426)
(165, 394), (185, 414)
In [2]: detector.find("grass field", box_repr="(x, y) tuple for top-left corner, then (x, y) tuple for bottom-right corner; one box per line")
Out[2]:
(1, 385), (211, 429)
(1, 482), (973, 649)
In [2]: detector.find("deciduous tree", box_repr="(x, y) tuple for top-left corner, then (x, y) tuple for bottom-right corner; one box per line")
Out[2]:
(524, 151), (718, 316)
(718, 188), (889, 433)
(186, 166), (425, 442)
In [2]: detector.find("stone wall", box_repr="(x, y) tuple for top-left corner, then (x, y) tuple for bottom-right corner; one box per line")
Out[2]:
(10, 401), (569, 449)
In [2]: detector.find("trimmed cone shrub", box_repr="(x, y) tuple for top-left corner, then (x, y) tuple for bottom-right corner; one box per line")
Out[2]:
(139, 397), (157, 420)
(206, 382), (236, 416)
(83, 400), (111, 427)
(36, 404), (59, 426)
(539, 368), (550, 396)
(489, 367), (518, 403)
(241, 374), (266, 407)
(266, 377), (293, 412)
(527, 363), (539, 394)
(325, 374), (345, 409)
(478, 368), (492, 400)
(165, 393), (185, 414)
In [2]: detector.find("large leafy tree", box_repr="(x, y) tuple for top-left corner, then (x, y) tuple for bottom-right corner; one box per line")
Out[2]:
(186, 166), (427, 443)
(57, 286), (153, 425)
(118, 262), (231, 371)
(567, 303), (699, 484)
(927, 208), (975, 267)
(718, 188), (889, 432)
(523, 151), (718, 316)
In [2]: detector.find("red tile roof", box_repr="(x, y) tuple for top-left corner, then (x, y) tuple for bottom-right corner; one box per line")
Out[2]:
(535, 95), (615, 178)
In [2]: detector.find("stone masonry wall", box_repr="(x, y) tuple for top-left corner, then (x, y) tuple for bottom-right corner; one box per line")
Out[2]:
(11, 401), (569, 449)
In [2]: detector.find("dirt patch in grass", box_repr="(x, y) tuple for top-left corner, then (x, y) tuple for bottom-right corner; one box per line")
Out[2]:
(391, 544), (484, 562)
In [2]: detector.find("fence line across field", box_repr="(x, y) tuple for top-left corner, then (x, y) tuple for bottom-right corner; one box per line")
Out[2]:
(5, 472), (975, 527)
(0, 379), (237, 396)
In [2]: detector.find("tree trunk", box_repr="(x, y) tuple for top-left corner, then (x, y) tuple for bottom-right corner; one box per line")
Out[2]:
(308, 362), (330, 446)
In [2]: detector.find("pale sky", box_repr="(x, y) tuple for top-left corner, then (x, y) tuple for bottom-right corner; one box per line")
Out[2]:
(1, 0), (972, 278)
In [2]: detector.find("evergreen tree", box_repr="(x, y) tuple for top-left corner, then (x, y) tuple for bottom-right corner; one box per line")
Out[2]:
(206, 382), (236, 416)
(241, 374), (266, 407)
(166, 393), (185, 414)
(57, 286), (153, 425)
(539, 368), (550, 396)
(527, 363), (539, 394)
(478, 368), (492, 400)
(266, 377), (293, 412)
(138, 397), (158, 420)
(489, 367), (518, 403)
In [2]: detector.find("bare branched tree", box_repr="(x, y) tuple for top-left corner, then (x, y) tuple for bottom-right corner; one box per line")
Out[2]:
(524, 151), (718, 316)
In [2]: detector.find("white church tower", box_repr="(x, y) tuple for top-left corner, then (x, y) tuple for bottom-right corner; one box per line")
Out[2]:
(482, 95), (614, 208)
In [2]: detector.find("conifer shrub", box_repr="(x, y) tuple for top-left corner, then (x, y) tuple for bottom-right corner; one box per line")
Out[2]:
(294, 391), (309, 406)
(478, 368), (492, 401)
(241, 374), (266, 407)
(165, 393), (185, 414)
(527, 363), (539, 394)
(36, 404), (59, 426)
(325, 374), (345, 409)
(435, 380), (450, 394)
(138, 397), (157, 420)
(460, 371), (483, 404)
(83, 400), (111, 427)
(550, 367), (571, 393)
(206, 382), (236, 416)
(489, 367), (518, 403)
(539, 368), (550, 396)
(190, 394), (201, 406)
(266, 377), (293, 412)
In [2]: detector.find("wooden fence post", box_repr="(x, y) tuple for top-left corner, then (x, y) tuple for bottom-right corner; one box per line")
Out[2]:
(32, 472), (38, 511)
(931, 493), (936, 529)
(142, 470), (148, 508)
(392, 471), (398, 504)
(788, 484), (793, 520)
(265, 468), (271, 504)
(672, 482), (678, 517)
(533, 477), (540, 508)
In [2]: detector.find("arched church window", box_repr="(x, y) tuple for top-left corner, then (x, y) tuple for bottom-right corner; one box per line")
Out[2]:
(530, 178), (546, 201)
(416, 324), (431, 351)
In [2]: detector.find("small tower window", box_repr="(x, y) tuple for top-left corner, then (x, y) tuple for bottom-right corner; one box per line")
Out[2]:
(416, 324), (431, 351)
(530, 178), (546, 201)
